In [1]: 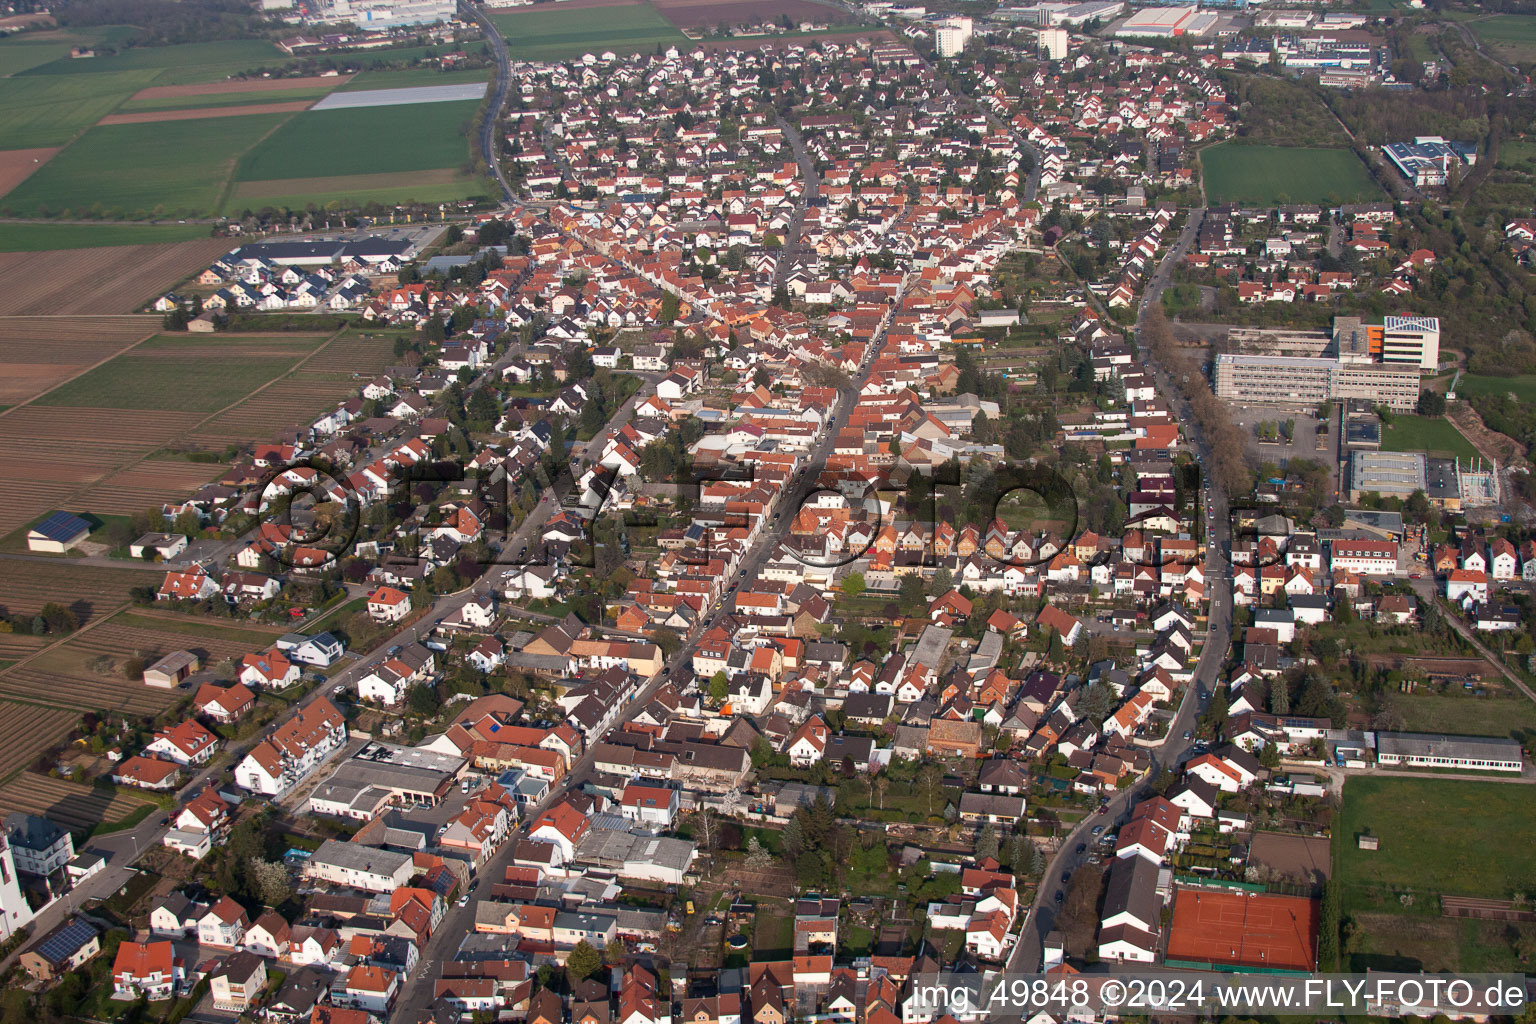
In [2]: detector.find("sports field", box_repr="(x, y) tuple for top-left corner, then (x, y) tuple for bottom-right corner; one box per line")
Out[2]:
(1337, 776), (1536, 904)
(1380, 414), (1479, 460)
(1167, 887), (1319, 971)
(1454, 373), (1536, 404)
(1202, 143), (1383, 205)
(3, 112), (288, 216)
(236, 98), (481, 181)
(34, 334), (326, 412)
(491, 2), (690, 60)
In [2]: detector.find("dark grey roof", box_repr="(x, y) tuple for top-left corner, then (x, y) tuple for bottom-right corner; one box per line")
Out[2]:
(32, 917), (98, 966)
(28, 510), (90, 543)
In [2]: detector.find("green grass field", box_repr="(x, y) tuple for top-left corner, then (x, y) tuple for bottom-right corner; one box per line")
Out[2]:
(234, 178), (488, 211)
(1202, 143), (1383, 205)
(0, 41), (76, 76)
(236, 99), (479, 182)
(490, 3), (689, 60)
(0, 70), (161, 149)
(337, 66), (492, 91)
(1381, 414), (1479, 460)
(1454, 373), (1536, 404)
(115, 85), (334, 113)
(1393, 691), (1536, 738)
(1337, 776), (1536, 903)
(2, 112), (289, 217)
(1335, 776), (1536, 971)
(0, 222), (211, 251)
(20, 39), (290, 81)
(35, 334), (322, 412)
(1472, 14), (1536, 62)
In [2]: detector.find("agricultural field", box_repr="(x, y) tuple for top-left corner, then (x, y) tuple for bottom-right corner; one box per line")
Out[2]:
(1380, 413), (1479, 460)
(119, 72), (350, 111)
(0, 222), (212, 251)
(338, 66), (490, 90)
(36, 333), (327, 412)
(231, 171), (487, 210)
(0, 617), (234, 717)
(0, 315), (156, 405)
(73, 459), (225, 517)
(0, 326), (375, 530)
(1335, 776), (1536, 972)
(0, 237), (230, 314)
(0, 560), (160, 626)
(99, 100), (313, 125)
(0, 706), (87, 781)
(1471, 14), (1536, 64)
(2, 112), (290, 217)
(236, 98), (480, 181)
(490, 2), (690, 60)
(0, 772), (152, 835)
(0, 69), (161, 150)
(651, 0), (856, 30)
(1201, 143), (1383, 205)
(20, 38), (292, 83)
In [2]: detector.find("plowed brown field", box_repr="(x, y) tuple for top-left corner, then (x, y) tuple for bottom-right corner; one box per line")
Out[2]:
(0, 147), (60, 198)
(129, 74), (352, 100)
(98, 100), (313, 125)
(0, 237), (230, 315)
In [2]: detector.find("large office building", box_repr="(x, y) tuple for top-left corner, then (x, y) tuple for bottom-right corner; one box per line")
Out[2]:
(1212, 315), (1433, 410)
(1381, 315), (1440, 370)
(1213, 354), (1420, 410)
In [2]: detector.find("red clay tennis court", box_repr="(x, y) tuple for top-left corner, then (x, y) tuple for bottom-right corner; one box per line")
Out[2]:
(1166, 887), (1319, 971)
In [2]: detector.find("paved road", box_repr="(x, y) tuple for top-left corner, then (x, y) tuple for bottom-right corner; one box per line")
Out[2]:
(772, 116), (821, 293)
(1005, 206), (1230, 973)
(468, 2), (515, 205)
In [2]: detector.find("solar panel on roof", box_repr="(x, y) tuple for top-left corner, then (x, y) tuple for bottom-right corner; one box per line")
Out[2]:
(30, 510), (90, 543)
(36, 919), (96, 964)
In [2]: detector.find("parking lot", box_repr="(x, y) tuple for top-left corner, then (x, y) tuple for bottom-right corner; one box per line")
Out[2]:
(1224, 403), (1342, 497)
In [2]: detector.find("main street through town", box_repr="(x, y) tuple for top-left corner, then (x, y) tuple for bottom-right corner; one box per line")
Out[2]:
(1006, 205), (1231, 974)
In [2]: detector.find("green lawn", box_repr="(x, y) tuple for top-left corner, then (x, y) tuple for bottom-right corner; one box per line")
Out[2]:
(490, 3), (689, 60)
(1380, 414), (1479, 460)
(1392, 692), (1536, 739)
(1472, 14), (1536, 62)
(20, 38), (290, 79)
(1337, 776), (1536, 905)
(1201, 143), (1383, 205)
(1336, 776), (1536, 971)
(1453, 373), (1536, 404)
(236, 99), (479, 182)
(0, 222), (212, 251)
(337, 66), (493, 91)
(0, 70), (160, 149)
(35, 334), (321, 412)
(3, 112), (290, 217)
